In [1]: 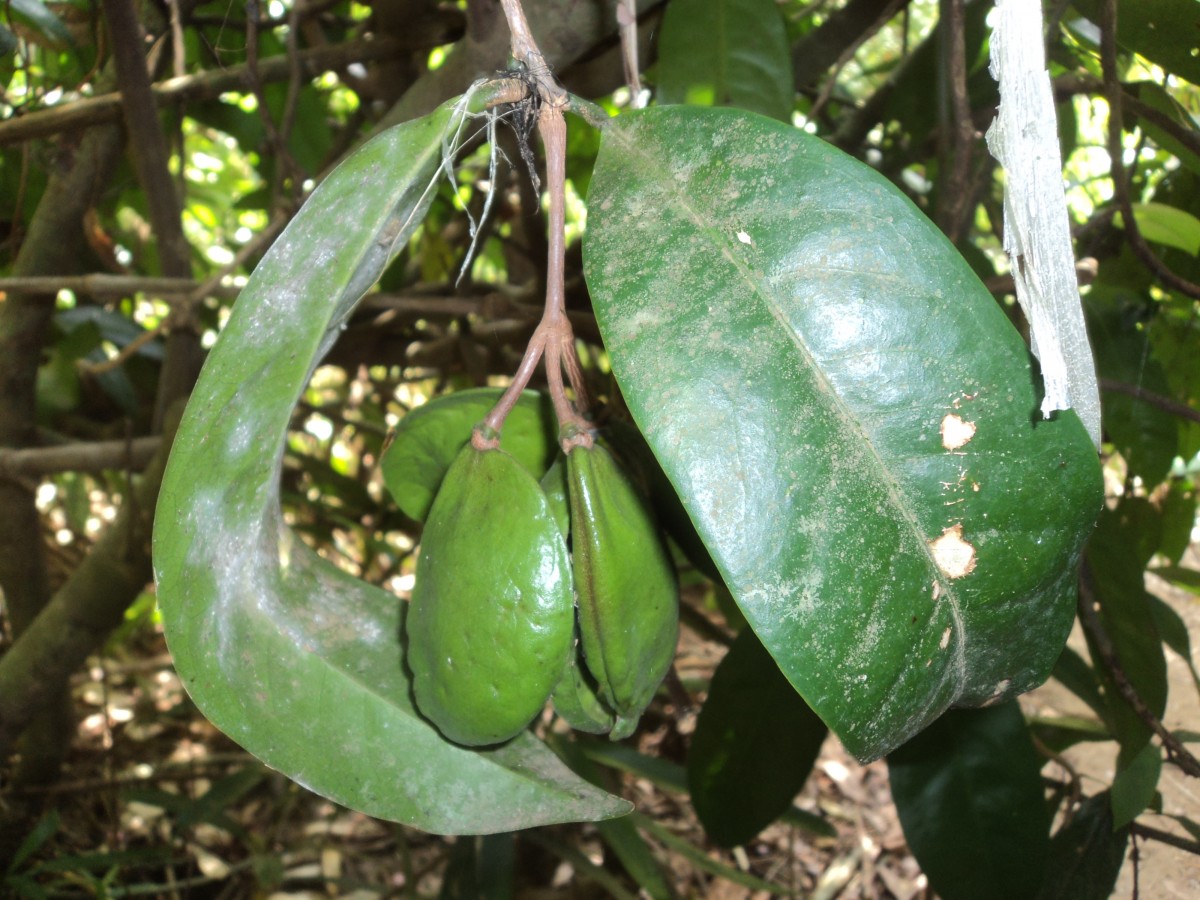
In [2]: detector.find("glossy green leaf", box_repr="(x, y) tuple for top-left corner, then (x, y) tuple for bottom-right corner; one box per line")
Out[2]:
(381, 388), (557, 522)
(656, 0), (793, 121)
(154, 96), (629, 833)
(583, 106), (1103, 761)
(687, 627), (827, 847)
(1110, 741), (1162, 829)
(1035, 793), (1129, 900)
(887, 703), (1050, 900)
(1072, 0), (1200, 86)
(1114, 202), (1200, 256)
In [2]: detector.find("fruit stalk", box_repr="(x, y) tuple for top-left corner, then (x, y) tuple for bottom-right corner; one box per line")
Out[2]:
(477, 0), (592, 453)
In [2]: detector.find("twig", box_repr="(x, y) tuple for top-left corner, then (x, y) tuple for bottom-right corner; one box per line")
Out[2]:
(1100, 0), (1200, 299)
(792, 0), (914, 90)
(616, 0), (644, 106)
(0, 437), (160, 479)
(79, 325), (165, 376)
(808, 0), (907, 123)
(246, 0), (306, 210)
(1129, 822), (1200, 856)
(1099, 378), (1200, 427)
(102, 0), (191, 281)
(937, 0), (978, 243)
(1078, 563), (1200, 778)
(0, 274), (232, 299)
(0, 38), (405, 146)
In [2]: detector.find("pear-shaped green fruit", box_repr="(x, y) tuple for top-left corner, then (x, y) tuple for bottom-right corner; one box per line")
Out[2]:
(407, 445), (574, 746)
(567, 443), (679, 734)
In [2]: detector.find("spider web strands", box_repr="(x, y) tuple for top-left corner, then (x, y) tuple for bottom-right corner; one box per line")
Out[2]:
(985, 0), (1102, 448)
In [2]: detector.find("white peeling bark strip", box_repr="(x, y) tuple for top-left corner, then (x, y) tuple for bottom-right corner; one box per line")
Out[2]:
(985, 0), (1101, 448)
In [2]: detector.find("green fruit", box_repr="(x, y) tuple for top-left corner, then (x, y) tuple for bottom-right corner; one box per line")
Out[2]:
(540, 453), (571, 539)
(380, 388), (557, 522)
(407, 445), (574, 746)
(551, 634), (616, 735)
(567, 443), (679, 734)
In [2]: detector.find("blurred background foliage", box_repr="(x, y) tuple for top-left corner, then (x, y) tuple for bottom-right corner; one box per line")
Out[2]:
(1, 0), (1198, 896)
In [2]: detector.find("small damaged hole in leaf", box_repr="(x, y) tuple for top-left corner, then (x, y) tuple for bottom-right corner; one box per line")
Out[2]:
(940, 413), (976, 450)
(928, 524), (976, 578)
(736, 230), (752, 245)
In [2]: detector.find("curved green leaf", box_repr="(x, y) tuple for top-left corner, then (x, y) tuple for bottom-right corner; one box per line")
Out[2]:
(656, 0), (793, 121)
(687, 627), (827, 847)
(1110, 741), (1162, 829)
(381, 388), (557, 522)
(154, 96), (629, 833)
(888, 703), (1050, 900)
(583, 106), (1102, 760)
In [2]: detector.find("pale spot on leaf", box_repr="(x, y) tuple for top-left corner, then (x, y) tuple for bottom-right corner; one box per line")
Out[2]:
(928, 524), (976, 578)
(940, 413), (976, 450)
(983, 678), (1012, 706)
(939, 626), (952, 650)
(736, 230), (752, 245)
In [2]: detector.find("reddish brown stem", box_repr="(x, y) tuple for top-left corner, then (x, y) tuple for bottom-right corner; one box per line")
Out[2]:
(476, 0), (593, 451)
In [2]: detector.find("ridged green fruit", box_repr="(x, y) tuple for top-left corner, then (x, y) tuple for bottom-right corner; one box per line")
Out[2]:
(551, 635), (616, 734)
(567, 443), (679, 736)
(407, 445), (574, 746)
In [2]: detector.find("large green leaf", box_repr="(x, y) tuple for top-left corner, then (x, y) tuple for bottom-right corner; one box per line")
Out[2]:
(1084, 502), (1168, 766)
(154, 95), (629, 833)
(656, 0), (794, 122)
(583, 106), (1102, 761)
(888, 703), (1051, 900)
(1035, 793), (1129, 900)
(687, 627), (827, 847)
(1071, 0), (1200, 86)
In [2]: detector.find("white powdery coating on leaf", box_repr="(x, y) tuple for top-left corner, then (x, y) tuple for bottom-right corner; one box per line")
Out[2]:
(986, 0), (1101, 448)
